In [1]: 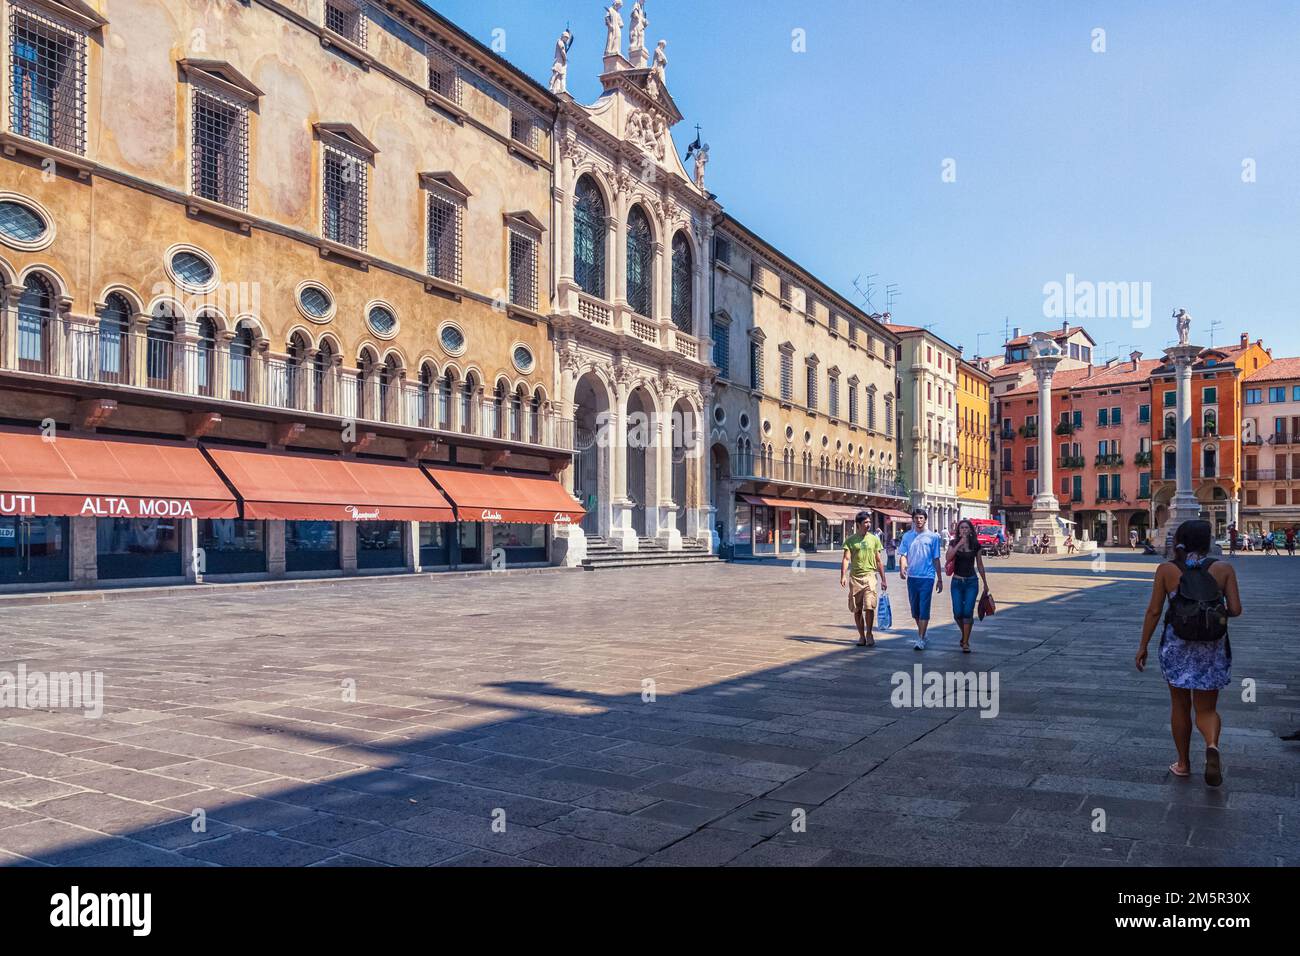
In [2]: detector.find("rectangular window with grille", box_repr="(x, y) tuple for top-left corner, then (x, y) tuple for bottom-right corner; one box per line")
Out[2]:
(8, 5), (86, 154)
(868, 391), (877, 431)
(848, 387), (858, 424)
(750, 341), (763, 390)
(712, 321), (729, 378)
(508, 229), (537, 310)
(885, 396), (893, 436)
(510, 107), (538, 150)
(427, 51), (462, 104)
(829, 377), (839, 418)
(325, 0), (367, 47)
(780, 278), (793, 303)
(322, 145), (367, 249)
(780, 351), (792, 402)
(713, 236), (731, 265)
(426, 189), (463, 284)
(191, 88), (248, 209)
(806, 365), (818, 410)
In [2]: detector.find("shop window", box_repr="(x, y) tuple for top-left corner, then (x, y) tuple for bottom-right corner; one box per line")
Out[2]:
(97, 518), (181, 580)
(0, 515), (68, 585)
(286, 521), (339, 573)
(357, 521), (404, 569)
(199, 520), (265, 574)
(420, 522), (453, 566)
(491, 522), (547, 564)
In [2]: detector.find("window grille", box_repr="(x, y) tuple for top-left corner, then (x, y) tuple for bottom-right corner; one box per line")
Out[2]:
(626, 207), (653, 317)
(322, 143), (367, 249)
(713, 236), (730, 265)
(712, 321), (729, 377)
(510, 102), (539, 149)
(848, 387), (858, 424)
(806, 365), (818, 409)
(426, 188), (463, 284)
(884, 396), (894, 436)
(427, 50), (462, 104)
(780, 277), (792, 303)
(8, 4), (86, 154)
(573, 176), (607, 298)
(671, 233), (692, 332)
(749, 340), (763, 391)
(868, 389), (878, 431)
(325, 0), (367, 47)
(779, 351), (792, 401)
(192, 87), (248, 209)
(508, 229), (537, 310)
(829, 376), (839, 418)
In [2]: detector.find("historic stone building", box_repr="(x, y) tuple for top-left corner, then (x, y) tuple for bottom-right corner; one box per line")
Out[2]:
(548, 12), (719, 556)
(708, 217), (905, 557)
(0, 0), (580, 591)
(890, 324), (962, 531)
(1241, 357), (1300, 536)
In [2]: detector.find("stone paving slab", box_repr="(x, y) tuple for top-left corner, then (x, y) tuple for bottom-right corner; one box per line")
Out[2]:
(0, 550), (1295, 866)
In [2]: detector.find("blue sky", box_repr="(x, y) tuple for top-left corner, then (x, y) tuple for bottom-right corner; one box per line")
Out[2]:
(433, 0), (1300, 360)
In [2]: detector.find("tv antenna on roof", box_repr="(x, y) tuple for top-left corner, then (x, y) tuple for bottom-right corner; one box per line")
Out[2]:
(886, 283), (901, 314)
(852, 273), (878, 310)
(1207, 319), (1223, 348)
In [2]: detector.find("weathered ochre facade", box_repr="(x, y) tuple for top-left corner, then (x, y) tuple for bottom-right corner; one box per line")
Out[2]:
(956, 357), (992, 518)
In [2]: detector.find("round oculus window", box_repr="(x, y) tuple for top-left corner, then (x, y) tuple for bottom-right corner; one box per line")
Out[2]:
(0, 201), (46, 244)
(440, 324), (466, 353)
(367, 305), (397, 337)
(299, 285), (332, 319)
(172, 251), (215, 289)
(513, 345), (535, 373)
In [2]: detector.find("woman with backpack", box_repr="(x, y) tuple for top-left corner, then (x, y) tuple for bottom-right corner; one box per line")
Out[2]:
(1135, 519), (1241, 787)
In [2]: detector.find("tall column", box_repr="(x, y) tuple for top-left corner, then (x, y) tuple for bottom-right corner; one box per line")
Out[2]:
(607, 378), (638, 550)
(1163, 339), (1204, 551)
(1017, 345), (1064, 552)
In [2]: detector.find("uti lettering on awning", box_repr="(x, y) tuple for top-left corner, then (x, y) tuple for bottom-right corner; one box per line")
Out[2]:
(0, 429), (238, 519)
(424, 467), (585, 525)
(203, 446), (454, 522)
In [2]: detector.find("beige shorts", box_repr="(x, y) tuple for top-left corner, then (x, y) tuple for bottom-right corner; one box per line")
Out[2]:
(848, 573), (879, 614)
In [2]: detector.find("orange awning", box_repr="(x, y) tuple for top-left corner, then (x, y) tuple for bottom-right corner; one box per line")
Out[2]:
(876, 508), (915, 521)
(204, 446), (454, 522)
(741, 494), (813, 511)
(0, 429), (237, 519)
(809, 503), (864, 523)
(425, 467), (585, 525)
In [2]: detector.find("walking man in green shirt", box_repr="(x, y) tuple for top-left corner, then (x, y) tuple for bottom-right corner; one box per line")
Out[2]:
(841, 512), (888, 647)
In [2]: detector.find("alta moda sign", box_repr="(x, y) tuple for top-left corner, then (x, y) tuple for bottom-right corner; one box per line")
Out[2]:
(0, 494), (202, 518)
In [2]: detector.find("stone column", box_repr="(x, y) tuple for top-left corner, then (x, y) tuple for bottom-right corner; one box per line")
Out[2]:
(1163, 343), (1204, 552)
(70, 516), (97, 586)
(608, 378), (638, 550)
(1, 284), (22, 370)
(266, 520), (286, 578)
(1016, 349), (1064, 552)
(339, 522), (358, 574)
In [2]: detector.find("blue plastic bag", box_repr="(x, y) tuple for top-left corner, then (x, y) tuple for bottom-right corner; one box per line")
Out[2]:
(876, 590), (892, 630)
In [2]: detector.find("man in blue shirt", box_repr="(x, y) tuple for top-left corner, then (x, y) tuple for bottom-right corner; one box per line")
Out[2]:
(899, 509), (944, 650)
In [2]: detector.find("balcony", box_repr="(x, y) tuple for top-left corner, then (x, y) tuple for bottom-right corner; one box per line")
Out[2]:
(573, 293), (703, 364)
(1000, 427), (1016, 440)
(1058, 455), (1086, 469)
(1023, 458), (1039, 472)
(1054, 421), (1075, 435)
(1134, 451), (1153, 466)
(1018, 424), (1038, 438)
(1095, 453), (1125, 467)
(1243, 469), (1287, 481)
(1001, 461), (1015, 474)
(729, 458), (908, 500)
(1268, 432), (1299, 446)
(3, 320), (575, 451)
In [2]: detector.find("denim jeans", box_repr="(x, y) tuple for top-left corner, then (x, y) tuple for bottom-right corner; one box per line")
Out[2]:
(951, 574), (980, 622)
(906, 575), (935, 621)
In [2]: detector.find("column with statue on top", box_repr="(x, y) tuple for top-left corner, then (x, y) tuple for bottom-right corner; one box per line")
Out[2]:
(1016, 333), (1065, 553)
(1161, 308), (1204, 555)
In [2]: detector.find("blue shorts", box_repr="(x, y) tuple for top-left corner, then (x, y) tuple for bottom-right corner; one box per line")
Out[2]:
(906, 575), (935, 621)
(951, 574), (979, 622)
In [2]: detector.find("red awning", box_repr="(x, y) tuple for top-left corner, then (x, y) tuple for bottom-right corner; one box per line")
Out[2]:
(0, 429), (237, 519)
(204, 446), (454, 522)
(875, 508), (915, 521)
(741, 494), (814, 511)
(425, 467), (585, 525)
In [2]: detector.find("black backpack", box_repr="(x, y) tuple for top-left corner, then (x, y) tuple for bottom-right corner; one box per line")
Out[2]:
(1164, 557), (1228, 642)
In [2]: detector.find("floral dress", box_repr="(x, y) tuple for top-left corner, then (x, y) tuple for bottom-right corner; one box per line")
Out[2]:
(1157, 557), (1232, 690)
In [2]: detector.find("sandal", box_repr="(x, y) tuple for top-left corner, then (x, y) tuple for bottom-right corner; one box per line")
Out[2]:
(1205, 746), (1223, 787)
(1169, 761), (1190, 778)
(961, 643), (971, 654)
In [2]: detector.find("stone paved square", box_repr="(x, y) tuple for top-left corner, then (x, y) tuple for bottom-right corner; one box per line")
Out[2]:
(0, 550), (1295, 866)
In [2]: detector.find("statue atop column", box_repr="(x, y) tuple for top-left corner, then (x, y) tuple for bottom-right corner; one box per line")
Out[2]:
(1028, 331), (1062, 358)
(549, 28), (573, 95)
(693, 143), (709, 189)
(1173, 308), (1191, 346)
(628, 1), (647, 64)
(604, 0), (624, 57)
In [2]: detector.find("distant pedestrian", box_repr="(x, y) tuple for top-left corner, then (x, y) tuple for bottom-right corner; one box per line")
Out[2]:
(1227, 524), (1238, 556)
(1135, 519), (1241, 787)
(1286, 527), (1296, 556)
(840, 512), (888, 647)
(946, 519), (991, 653)
(899, 509), (944, 651)
(1064, 532), (1077, 554)
(1262, 532), (1279, 555)
(1130, 528), (1139, 549)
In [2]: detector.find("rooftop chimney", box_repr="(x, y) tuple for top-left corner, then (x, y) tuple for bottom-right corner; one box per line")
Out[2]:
(1130, 350), (1142, 371)
(1105, 356), (1119, 369)
(1061, 320), (1069, 334)
(1240, 332), (1249, 348)
(1012, 326), (1022, 339)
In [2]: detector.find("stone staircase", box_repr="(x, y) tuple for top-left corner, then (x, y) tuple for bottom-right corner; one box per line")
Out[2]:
(580, 535), (721, 571)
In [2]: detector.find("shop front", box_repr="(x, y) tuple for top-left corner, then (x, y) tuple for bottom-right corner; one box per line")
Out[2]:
(425, 467), (585, 569)
(0, 428), (238, 588)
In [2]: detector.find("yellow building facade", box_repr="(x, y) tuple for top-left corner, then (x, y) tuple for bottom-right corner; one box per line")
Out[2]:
(957, 357), (993, 519)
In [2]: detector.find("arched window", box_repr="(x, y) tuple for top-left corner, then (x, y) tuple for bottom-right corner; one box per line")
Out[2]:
(97, 293), (132, 384)
(286, 332), (312, 410)
(574, 175), (607, 299)
(313, 340), (335, 413)
(1163, 448), (1176, 480)
(417, 362), (435, 428)
(229, 323), (255, 402)
(510, 385), (525, 442)
(530, 388), (544, 444)
(671, 232), (692, 333)
(460, 371), (478, 434)
(492, 379), (508, 438)
(1203, 446), (1217, 478)
(379, 355), (400, 423)
(17, 274), (54, 372)
(626, 205), (653, 318)
(1164, 411), (1177, 440)
(146, 304), (177, 389)
(1203, 409), (1217, 436)
(438, 367), (456, 430)
(356, 350), (377, 420)
(194, 315), (217, 397)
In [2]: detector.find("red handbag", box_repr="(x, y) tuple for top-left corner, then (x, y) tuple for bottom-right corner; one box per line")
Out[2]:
(977, 589), (996, 620)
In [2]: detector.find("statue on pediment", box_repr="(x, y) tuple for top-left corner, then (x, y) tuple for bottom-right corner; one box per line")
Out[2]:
(550, 28), (573, 94)
(693, 143), (709, 190)
(651, 39), (668, 87)
(629, 1), (647, 58)
(604, 0), (624, 57)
